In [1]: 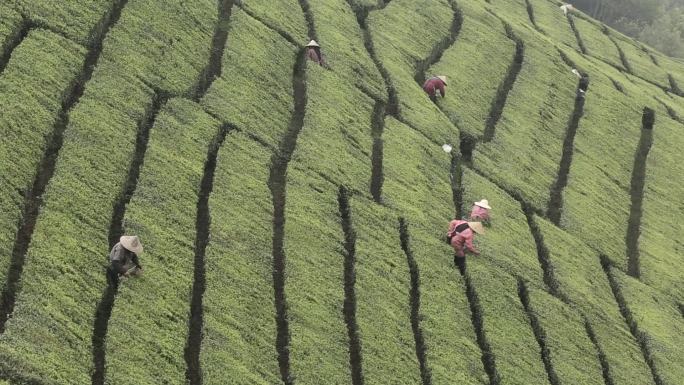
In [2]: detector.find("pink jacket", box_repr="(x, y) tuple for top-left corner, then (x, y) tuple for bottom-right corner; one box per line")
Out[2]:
(422, 77), (446, 97)
(469, 205), (490, 221)
(447, 220), (478, 257)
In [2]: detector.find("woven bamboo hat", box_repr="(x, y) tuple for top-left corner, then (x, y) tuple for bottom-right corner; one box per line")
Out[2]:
(474, 199), (491, 210)
(437, 75), (447, 85)
(120, 235), (143, 255)
(468, 222), (485, 235)
(306, 40), (320, 47)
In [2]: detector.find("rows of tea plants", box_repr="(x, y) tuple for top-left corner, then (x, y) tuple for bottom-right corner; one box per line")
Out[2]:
(0, 0), (682, 384)
(0, 0), (218, 382)
(0, 30), (84, 295)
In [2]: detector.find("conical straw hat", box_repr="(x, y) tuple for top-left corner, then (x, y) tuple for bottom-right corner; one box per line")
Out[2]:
(468, 222), (485, 235)
(120, 235), (143, 255)
(474, 199), (491, 209)
(442, 144), (453, 153)
(437, 75), (447, 85)
(306, 40), (320, 47)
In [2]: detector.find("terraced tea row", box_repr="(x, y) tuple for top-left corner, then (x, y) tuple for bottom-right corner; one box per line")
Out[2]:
(0, 0), (682, 384)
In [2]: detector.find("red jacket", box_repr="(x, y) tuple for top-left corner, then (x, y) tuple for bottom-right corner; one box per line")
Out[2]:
(469, 205), (490, 221)
(447, 220), (478, 257)
(423, 77), (446, 97)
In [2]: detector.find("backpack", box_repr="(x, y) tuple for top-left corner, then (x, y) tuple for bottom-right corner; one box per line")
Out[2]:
(446, 222), (470, 244)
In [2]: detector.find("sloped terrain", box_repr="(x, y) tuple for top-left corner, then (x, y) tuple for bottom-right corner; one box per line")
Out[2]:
(0, 0), (682, 384)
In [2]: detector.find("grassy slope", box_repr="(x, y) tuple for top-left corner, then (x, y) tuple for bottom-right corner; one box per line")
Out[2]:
(537, 219), (655, 385)
(467, 262), (549, 385)
(307, 0), (385, 97)
(527, 287), (605, 385)
(240, 0), (308, 42)
(383, 119), (485, 384)
(572, 16), (623, 69)
(198, 9), (293, 384)
(201, 134), (280, 385)
(473, 26), (576, 211)
(0, 0), (683, 384)
(0, 0), (216, 383)
(105, 100), (219, 384)
(462, 169), (544, 285)
(284, 170), (352, 385)
(429, 4), (515, 139)
(201, 8), (295, 146)
(639, 114), (684, 301)
(0, 30), (84, 289)
(529, 0), (580, 50)
(291, 67), (373, 190)
(612, 34), (670, 88)
(285, 69), (373, 383)
(353, 197), (422, 385)
(12, 0), (112, 45)
(615, 270), (684, 385)
(369, 0), (458, 144)
(561, 70), (642, 268)
(0, 6), (23, 57)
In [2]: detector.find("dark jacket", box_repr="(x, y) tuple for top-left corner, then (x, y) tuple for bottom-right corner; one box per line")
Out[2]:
(109, 242), (141, 275)
(306, 47), (327, 66)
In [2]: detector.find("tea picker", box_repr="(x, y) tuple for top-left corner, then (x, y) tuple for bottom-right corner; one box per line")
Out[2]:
(423, 75), (447, 103)
(305, 40), (327, 67)
(446, 220), (485, 275)
(107, 235), (144, 289)
(560, 3), (574, 16)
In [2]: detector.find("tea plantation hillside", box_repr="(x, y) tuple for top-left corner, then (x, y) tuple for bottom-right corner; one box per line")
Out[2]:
(0, 0), (682, 384)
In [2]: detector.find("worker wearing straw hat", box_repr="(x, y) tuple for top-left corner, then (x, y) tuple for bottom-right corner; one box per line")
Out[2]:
(422, 75), (447, 103)
(560, 3), (574, 16)
(305, 39), (327, 67)
(469, 199), (492, 224)
(446, 219), (485, 275)
(107, 235), (144, 288)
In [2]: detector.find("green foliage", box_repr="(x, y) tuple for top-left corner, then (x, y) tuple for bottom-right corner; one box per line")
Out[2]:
(11, 0), (112, 44)
(0, 0), (218, 382)
(352, 197), (422, 385)
(573, 0), (684, 58)
(616, 270), (684, 385)
(462, 169), (544, 284)
(201, 9), (296, 146)
(99, 0), (217, 95)
(562, 71), (644, 269)
(474, 32), (576, 212)
(369, 0), (458, 143)
(284, 169), (352, 384)
(105, 99), (219, 384)
(639, 114), (684, 300)
(0, 5), (22, 49)
(467, 262), (549, 385)
(612, 34), (670, 87)
(240, 0), (309, 42)
(639, 9), (684, 58)
(383, 121), (484, 384)
(573, 17), (624, 68)
(0, 63), (153, 385)
(201, 134), (280, 385)
(306, 0), (385, 96)
(293, 66), (374, 190)
(0, 30), (84, 290)
(537, 219), (655, 385)
(528, 0), (582, 49)
(0, 0), (684, 384)
(527, 287), (604, 385)
(430, 6), (515, 138)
